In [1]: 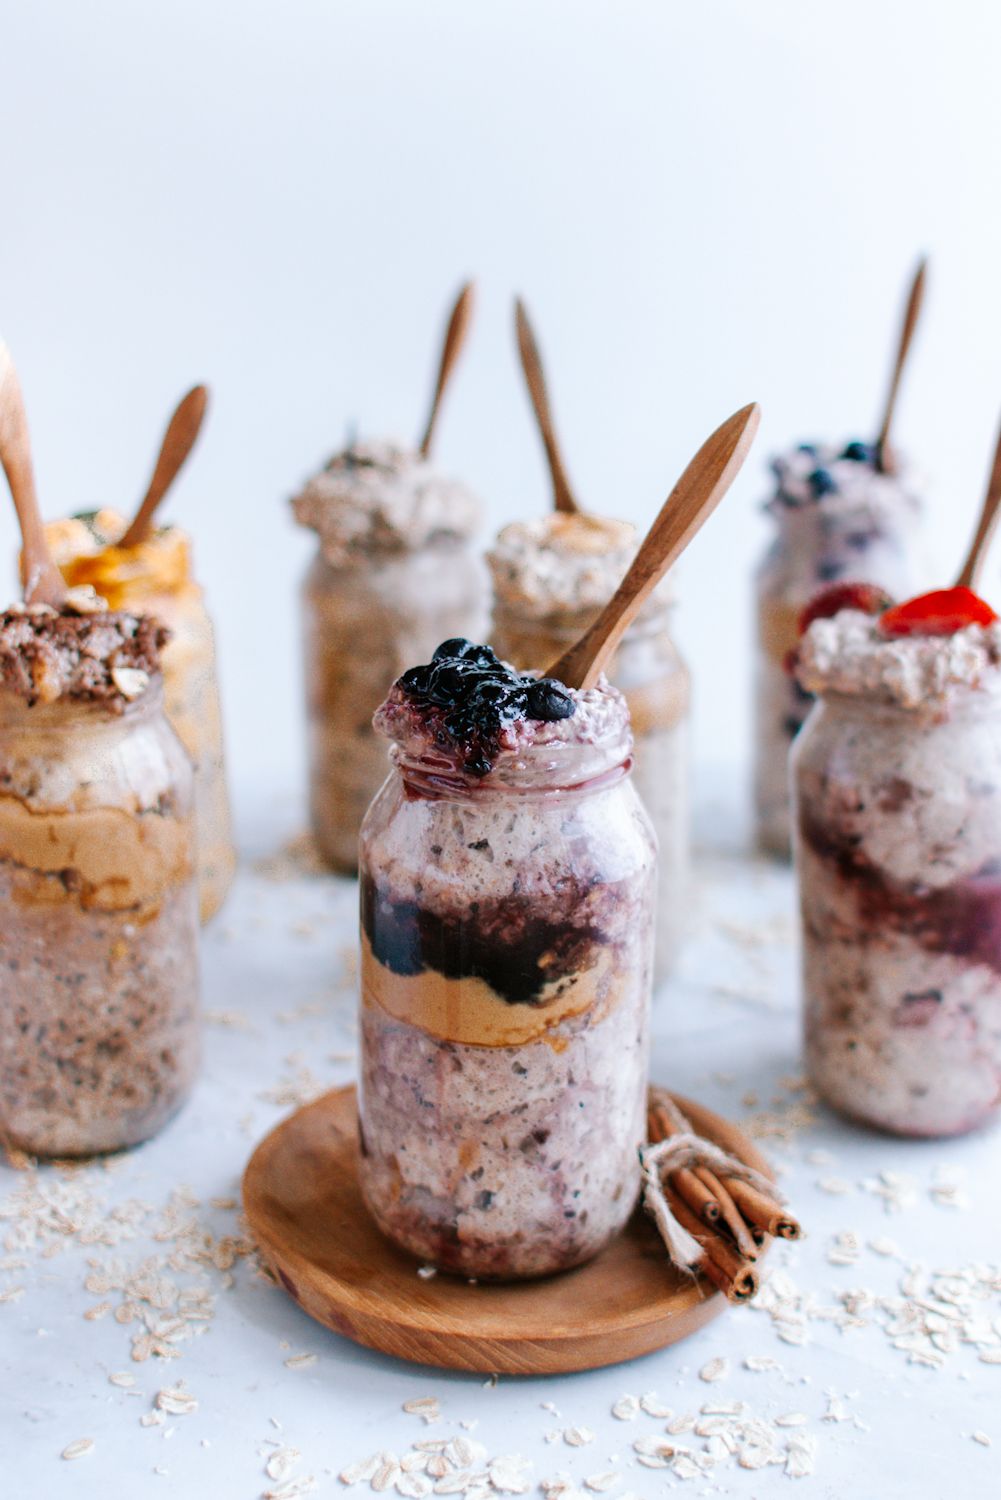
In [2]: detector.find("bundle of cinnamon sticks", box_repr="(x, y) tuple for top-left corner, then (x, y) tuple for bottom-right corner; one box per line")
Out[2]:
(647, 1088), (801, 1304)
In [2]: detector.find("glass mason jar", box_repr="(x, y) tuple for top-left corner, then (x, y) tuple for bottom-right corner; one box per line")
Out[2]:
(491, 598), (689, 981)
(46, 514), (235, 923)
(302, 540), (486, 872)
(792, 684), (1001, 1137)
(755, 494), (919, 858)
(357, 692), (657, 1279)
(0, 680), (201, 1156)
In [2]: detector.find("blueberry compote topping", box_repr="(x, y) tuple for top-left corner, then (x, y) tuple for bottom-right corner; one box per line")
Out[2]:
(396, 638), (576, 777)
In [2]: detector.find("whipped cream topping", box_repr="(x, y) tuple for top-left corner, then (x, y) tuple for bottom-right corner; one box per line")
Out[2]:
(291, 436), (481, 566)
(797, 609), (1001, 708)
(767, 441), (921, 529)
(488, 512), (673, 618)
(375, 674), (632, 790)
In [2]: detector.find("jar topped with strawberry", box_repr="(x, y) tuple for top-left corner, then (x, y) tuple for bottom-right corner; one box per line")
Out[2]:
(753, 258), (930, 857)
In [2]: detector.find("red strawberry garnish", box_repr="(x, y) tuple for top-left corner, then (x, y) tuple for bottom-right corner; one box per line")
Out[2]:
(878, 586), (999, 637)
(797, 582), (896, 638)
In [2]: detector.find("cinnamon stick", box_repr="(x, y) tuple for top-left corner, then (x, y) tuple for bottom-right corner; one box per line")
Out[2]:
(671, 1167), (720, 1225)
(722, 1176), (802, 1241)
(664, 1187), (759, 1303)
(695, 1166), (760, 1260)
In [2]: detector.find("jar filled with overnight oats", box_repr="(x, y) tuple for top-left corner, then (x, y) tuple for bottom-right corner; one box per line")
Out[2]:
(754, 441), (922, 857)
(358, 639), (657, 1279)
(792, 601), (1001, 1136)
(488, 513), (689, 980)
(44, 510), (235, 922)
(292, 439), (485, 872)
(0, 604), (201, 1157)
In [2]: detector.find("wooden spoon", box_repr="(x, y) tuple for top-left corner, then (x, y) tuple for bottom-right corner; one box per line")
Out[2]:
(118, 384), (209, 548)
(0, 342), (66, 607)
(955, 415), (1001, 589)
(514, 298), (580, 515)
(418, 281), (475, 459)
(545, 402), (761, 690)
(876, 257), (927, 475)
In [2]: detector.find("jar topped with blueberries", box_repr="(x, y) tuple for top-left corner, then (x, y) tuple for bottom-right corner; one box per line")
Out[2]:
(752, 436), (924, 858)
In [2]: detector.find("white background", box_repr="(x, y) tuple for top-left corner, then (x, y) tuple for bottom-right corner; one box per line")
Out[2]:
(5, 0), (1001, 816)
(4, 6), (1001, 1498)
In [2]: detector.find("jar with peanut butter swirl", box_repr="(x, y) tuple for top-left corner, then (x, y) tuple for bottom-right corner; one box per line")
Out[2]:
(488, 512), (689, 981)
(754, 440), (922, 858)
(0, 604), (201, 1157)
(292, 438), (485, 872)
(358, 640), (656, 1280)
(44, 509), (235, 922)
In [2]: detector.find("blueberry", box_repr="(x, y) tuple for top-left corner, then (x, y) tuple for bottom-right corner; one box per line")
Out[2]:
(433, 638), (472, 661)
(841, 440), (873, 463)
(398, 664), (432, 697)
(808, 467), (837, 498)
(432, 638), (500, 669)
(796, 442), (818, 456)
(425, 662), (471, 705)
(524, 679), (576, 722)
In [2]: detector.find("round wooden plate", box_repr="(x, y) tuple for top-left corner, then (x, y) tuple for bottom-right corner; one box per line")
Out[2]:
(242, 1085), (770, 1376)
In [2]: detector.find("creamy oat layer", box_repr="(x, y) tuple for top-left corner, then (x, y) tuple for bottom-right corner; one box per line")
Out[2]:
(768, 441), (921, 521)
(0, 605), (167, 709)
(291, 437), (481, 566)
(798, 610), (1001, 708)
(488, 512), (666, 616)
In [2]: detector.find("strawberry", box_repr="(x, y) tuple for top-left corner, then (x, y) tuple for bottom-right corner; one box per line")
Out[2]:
(878, 586), (998, 637)
(797, 582), (896, 638)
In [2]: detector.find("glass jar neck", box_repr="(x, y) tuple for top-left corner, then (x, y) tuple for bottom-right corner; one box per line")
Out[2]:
(817, 678), (1001, 726)
(491, 595), (674, 648)
(391, 732), (633, 803)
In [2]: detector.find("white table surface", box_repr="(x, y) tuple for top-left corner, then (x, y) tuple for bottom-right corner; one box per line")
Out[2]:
(3, 780), (1000, 1500)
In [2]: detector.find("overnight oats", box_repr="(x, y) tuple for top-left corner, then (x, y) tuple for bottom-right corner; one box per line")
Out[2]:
(292, 439), (485, 871)
(488, 511), (689, 979)
(45, 509), (235, 922)
(792, 585), (1001, 1136)
(755, 439), (922, 856)
(0, 601), (201, 1156)
(358, 638), (656, 1279)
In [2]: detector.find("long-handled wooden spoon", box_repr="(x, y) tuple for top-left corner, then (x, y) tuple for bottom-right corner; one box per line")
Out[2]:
(418, 281), (475, 459)
(546, 402), (761, 690)
(118, 384), (209, 549)
(875, 257), (927, 475)
(955, 415), (1001, 590)
(0, 342), (66, 607)
(514, 298), (579, 515)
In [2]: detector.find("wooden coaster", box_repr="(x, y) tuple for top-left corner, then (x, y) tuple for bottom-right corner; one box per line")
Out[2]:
(243, 1085), (770, 1375)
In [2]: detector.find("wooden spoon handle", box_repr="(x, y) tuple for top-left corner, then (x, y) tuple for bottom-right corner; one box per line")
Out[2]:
(515, 298), (579, 514)
(418, 281), (475, 459)
(545, 402), (761, 690)
(955, 414), (1001, 590)
(0, 343), (66, 608)
(119, 384), (209, 548)
(876, 257), (927, 474)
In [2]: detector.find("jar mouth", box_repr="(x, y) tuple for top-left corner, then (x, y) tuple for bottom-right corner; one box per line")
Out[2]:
(491, 596), (674, 643)
(393, 742), (633, 800)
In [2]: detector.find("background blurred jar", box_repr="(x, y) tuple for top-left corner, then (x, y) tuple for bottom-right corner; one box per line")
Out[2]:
(292, 438), (484, 873)
(45, 509), (235, 922)
(0, 670), (201, 1157)
(792, 618), (1001, 1138)
(754, 441), (922, 858)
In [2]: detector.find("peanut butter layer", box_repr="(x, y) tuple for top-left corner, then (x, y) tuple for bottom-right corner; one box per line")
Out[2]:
(0, 794), (192, 910)
(361, 932), (621, 1048)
